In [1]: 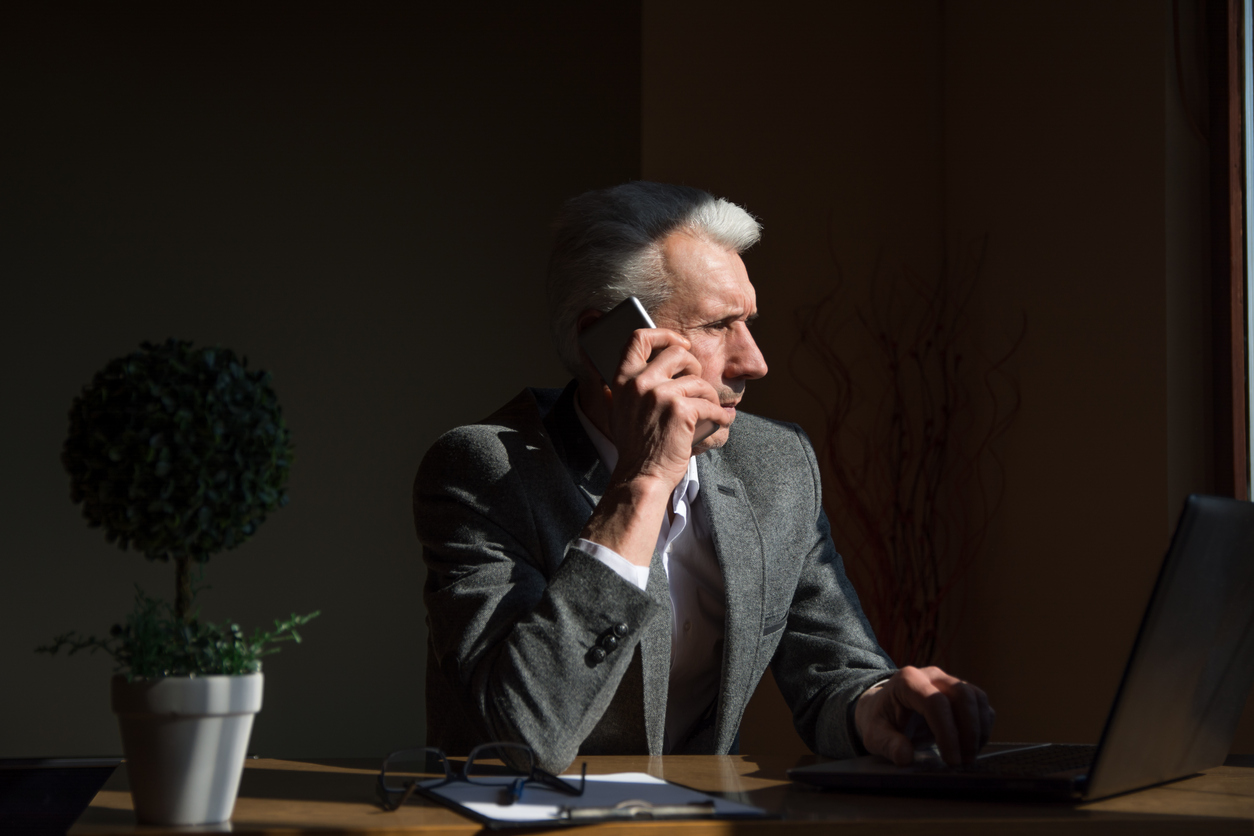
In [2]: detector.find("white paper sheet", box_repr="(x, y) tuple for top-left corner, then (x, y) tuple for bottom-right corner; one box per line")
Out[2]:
(420, 771), (767, 825)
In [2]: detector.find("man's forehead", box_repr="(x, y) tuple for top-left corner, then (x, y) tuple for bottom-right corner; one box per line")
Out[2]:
(660, 273), (755, 320)
(660, 233), (756, 312)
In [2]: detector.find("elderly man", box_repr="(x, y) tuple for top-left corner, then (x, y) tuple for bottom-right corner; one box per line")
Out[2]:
(415, 182), (993, 772)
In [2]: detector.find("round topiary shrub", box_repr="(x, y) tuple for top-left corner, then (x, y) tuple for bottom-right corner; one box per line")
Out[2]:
(62, 338), (294, 621)
(41, 339), (313, 677)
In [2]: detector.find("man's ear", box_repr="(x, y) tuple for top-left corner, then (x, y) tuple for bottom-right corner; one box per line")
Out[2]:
(574, 309), (606, 388)
(575, 308), (603, 337)
(574, 309), (607, 389)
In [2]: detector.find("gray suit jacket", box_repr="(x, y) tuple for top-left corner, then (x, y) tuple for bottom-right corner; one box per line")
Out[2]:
(414, 381), (894, 772)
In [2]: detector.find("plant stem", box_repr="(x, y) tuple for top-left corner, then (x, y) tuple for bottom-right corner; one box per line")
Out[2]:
(175, 555), (193, 624)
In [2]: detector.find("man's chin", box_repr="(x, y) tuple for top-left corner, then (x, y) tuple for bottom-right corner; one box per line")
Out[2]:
(693, 422), (732, 454)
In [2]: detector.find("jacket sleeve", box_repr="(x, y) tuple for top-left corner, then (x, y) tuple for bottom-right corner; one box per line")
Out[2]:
(769, 424), (898, 758)
(415, 424), (665, 772)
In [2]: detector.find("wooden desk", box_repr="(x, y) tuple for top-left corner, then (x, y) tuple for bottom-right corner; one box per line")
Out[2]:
(71, 754), (1254, 835)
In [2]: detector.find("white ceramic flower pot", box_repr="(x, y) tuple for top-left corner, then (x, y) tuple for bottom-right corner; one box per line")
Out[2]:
(110, 673), (263, 825)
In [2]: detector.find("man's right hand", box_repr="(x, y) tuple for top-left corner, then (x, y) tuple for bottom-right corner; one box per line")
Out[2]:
(605, 327), (725, 486)
(577, 327), (724, 567)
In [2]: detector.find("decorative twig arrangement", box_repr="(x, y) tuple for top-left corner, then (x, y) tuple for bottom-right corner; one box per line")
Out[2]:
(794, 238), (1022, 666)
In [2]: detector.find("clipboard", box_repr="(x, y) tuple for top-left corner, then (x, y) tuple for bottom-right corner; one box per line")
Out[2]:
(412, 771), (771, 828)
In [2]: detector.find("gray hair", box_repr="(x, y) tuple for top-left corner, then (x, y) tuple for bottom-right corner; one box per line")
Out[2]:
(546, 181), (761, 378)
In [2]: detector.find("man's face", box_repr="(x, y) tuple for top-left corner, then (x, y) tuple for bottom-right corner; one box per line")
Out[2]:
(650, 230), (769, 451)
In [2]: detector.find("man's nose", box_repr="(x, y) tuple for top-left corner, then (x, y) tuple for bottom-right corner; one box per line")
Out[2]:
(726, 323), (768, 380)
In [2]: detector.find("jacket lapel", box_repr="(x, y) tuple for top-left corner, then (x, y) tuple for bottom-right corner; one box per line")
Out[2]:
(697, 448), (766, 753)
(541, 381), (609, 510)
(640, 548), (672, 754)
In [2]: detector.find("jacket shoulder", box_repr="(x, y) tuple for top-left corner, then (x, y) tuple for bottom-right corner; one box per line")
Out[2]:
(723, 411), (816, 462)
(416, 387), (562, 489)
(716, 411), (822, 508)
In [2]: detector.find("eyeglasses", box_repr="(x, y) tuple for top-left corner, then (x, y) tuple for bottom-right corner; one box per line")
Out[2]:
(377, 743), (588, 810)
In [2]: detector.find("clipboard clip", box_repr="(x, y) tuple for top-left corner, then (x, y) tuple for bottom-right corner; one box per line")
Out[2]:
(556, 799), (717, 821)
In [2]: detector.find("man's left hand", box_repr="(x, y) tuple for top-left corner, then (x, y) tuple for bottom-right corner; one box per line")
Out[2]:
(853, 666), (994, 766)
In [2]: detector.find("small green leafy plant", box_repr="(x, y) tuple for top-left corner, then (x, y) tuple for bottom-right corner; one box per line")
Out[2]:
(41, 338), (317, 678)
(39, 587), (319, 679)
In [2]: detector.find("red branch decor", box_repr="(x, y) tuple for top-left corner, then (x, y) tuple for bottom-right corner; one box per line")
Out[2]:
(794, 238), (1023, 666)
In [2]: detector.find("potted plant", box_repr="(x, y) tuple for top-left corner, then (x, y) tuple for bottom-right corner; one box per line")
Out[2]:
(39, 338), (317, 826)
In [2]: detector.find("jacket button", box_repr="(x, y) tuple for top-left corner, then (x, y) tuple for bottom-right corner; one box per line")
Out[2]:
(601, 635), (618, 651)
(589, 646), (607, 663)
(613, 622), (628, 637)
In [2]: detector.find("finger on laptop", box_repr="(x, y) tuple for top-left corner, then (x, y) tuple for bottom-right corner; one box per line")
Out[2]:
(937, 677), (984, 763)
(857, 668), (959, 765)
(976, 687), (995, 750)
(891, 667), (967, 766)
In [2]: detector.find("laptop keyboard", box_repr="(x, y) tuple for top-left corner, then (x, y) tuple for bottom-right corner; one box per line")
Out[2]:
(954, 743), (1096, 776)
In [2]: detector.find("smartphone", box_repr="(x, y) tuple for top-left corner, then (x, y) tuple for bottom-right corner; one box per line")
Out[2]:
(579, 296), (656, 386)
(578, 296), (719, 445)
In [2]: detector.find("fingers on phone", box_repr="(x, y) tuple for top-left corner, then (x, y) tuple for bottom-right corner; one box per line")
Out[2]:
(626, 328), (687, 360)
(636, 376), (721, 437)
(620, 343), (702, 390)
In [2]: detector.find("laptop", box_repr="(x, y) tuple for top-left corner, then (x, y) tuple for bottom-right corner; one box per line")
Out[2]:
(789, 494), (1254, 800)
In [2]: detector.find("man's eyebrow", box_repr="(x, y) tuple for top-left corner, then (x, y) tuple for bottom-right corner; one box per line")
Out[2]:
(704, 310), (758, 327)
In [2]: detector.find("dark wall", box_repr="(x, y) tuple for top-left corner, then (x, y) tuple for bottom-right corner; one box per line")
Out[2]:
(0, 3), (640, 757)
(644, 0), (1252, 756)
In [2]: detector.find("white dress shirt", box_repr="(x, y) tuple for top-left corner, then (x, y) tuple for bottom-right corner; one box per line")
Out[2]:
(571, 400), (727, 753)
